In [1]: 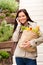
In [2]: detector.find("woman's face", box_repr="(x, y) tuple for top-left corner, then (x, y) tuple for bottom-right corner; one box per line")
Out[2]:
(18, 12), (27, 24)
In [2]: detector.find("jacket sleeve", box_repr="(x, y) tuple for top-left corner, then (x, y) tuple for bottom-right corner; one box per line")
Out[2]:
(30, 32), (43, 47)
(29, 22), (43, 47)
(12, 24), (21, 42)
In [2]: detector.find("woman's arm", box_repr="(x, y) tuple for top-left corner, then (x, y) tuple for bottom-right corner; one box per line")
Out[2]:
(29, 22), (43, 47)
(12, 24), (21, 42)
(29, 32), (43, 47)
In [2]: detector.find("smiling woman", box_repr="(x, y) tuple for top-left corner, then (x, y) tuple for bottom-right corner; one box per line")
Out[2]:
(13, 0), (43, 65)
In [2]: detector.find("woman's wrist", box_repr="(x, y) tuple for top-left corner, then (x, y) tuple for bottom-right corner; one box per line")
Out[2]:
(18, 23), (21, 26)
(29, 39), (37, 47)
(16, 24), (21, 31)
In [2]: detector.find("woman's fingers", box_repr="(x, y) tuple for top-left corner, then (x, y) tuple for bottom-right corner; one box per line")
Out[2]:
(19, 41), (32, 49)
(21, 42), (31, 48)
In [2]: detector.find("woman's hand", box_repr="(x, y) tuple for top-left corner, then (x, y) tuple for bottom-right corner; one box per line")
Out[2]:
(16, 18), (21, 26)
(20, 41), (32, 49)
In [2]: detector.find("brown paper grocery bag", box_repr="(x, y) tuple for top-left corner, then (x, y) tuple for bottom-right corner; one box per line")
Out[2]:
(18, 30), (38, 52)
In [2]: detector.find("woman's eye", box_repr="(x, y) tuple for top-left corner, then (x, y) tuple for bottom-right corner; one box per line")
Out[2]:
(22, 15), (25, 17)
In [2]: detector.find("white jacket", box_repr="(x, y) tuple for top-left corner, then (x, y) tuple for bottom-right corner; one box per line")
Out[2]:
(12, 21), (43, 59)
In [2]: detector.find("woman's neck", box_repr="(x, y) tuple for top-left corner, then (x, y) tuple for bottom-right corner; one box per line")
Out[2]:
(21, 21), (28, 26)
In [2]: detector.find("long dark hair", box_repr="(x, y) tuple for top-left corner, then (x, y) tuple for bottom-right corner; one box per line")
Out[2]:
(14, 9), (34, 30)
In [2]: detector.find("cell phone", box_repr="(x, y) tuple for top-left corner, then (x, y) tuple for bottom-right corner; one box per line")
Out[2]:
(16, 17), (20, 24)
(16, 17), (19, 21)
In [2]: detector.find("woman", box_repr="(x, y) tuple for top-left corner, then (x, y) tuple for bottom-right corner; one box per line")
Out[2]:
(12, 9), (43, 65)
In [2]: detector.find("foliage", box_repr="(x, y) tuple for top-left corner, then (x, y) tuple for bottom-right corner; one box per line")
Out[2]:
(0, 55), (2, 60)
(0, 51), (10, 59)
(0, 0), (19, 13)
(10, 13), (17, 18)
(0, 20), (14, 42)
(0, 13), (6, 19)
